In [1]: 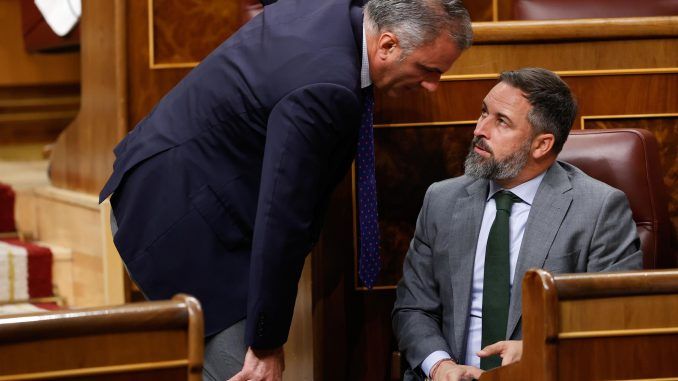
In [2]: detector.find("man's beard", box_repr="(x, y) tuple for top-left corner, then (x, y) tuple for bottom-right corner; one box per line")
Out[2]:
(463, 136), (531, 180)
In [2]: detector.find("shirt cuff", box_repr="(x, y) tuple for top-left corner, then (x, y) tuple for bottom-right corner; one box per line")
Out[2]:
(421, 350), (452, 378)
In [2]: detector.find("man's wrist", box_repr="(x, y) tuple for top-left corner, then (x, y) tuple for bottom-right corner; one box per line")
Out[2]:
(430, 358), (456, 380)
(251, 346), (283, 357)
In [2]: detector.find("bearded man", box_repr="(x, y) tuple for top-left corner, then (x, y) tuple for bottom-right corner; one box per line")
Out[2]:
(392, 67), (642, 381)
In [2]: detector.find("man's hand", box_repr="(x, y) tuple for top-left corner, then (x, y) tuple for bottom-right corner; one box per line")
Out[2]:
(477, 340), (523, 366)
(227, 346), (284, 381)
(432, 360), (483, 381)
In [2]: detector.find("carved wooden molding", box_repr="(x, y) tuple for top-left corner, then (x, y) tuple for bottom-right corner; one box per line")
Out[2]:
(473, 16), (678, 43)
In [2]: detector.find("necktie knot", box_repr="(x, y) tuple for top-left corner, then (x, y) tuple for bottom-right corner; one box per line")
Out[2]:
(493, 191), (521, 214)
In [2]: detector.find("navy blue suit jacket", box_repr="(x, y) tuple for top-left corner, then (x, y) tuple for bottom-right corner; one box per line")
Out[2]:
(100, 0), (364, 348)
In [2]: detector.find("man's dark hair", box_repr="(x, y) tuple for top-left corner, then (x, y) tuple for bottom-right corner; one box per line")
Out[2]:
(365, 0), (473, 53)
(499, 67), (578, 154)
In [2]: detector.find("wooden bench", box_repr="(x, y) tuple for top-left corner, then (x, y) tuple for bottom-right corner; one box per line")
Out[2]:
(480, 269), (678, 380)
(0, 294), (203, 381)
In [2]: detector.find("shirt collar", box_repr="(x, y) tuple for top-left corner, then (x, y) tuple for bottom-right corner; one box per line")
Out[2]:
(487, 171), (546, 206)
(361, 23), (372, 89)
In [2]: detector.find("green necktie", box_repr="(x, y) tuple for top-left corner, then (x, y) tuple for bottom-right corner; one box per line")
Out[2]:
(480, 191), (521, 370)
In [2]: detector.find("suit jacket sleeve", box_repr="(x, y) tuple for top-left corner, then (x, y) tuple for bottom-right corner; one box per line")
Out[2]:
(393, 183), (454, 371)
(586, 188), (643, 271)
(245, 83), (361, 348)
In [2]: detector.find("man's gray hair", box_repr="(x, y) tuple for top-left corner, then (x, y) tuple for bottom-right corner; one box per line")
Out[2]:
(364, 0), (473, 53)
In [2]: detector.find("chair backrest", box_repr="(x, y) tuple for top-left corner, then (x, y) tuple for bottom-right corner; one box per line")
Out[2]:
(559, 128), (674, 269)
(0, 294), (203, 381)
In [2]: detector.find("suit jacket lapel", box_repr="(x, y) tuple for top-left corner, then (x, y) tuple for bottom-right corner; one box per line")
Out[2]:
(507, 163), (573, 338)
(449, 179), (487, 361)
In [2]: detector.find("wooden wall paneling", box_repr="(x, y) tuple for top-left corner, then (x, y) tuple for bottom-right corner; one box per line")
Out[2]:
(0, 84), (80, 145)
(456, 0), (513, 22)
(375, 79), (497, 124)
(0, 0), (80, 149)
(49, 0), (128, 194)
(378, 74), (678, 125)
(559, 294), (678, 332)
(126, 0), (245, 132)
(312, 175), (355, 381)
(447, 39), (678, 77)
(495, 0), (515, 21)
(468, 17), (678, 45)
(126, 0), (187, 132)
(356, 123), (476, 288)
(557, 335), (678, 380)
(447, 17), (678, 76)
(464, 0), (494, 22)
(150, 0), (243, 66)
(285, 257), (314, 381)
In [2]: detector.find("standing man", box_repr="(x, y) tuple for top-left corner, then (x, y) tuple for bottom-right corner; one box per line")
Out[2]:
(392, 68), (642, 381)
(99, 0), (472, 380)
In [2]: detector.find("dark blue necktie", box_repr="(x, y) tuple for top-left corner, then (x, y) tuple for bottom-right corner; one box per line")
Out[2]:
(356, 87), (381, 289)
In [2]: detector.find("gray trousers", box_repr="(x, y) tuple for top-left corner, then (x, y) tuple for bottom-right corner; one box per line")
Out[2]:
(204, 319), (248, 380)
(110, 209), (118, 236)
(112, 209), (248, 380)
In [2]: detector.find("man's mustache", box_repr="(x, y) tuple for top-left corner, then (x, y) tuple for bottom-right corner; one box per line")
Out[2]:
(471, 136), (494, 155)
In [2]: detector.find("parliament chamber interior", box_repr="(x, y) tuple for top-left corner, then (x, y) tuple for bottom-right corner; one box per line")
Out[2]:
(0, 0), (676, 380)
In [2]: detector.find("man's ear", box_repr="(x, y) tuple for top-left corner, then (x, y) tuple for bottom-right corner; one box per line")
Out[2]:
(376, 32), (398, 60)
(532, 133), (555, 160)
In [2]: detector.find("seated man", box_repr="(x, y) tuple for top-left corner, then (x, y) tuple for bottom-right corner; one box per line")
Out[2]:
(392, 67), (642, 381)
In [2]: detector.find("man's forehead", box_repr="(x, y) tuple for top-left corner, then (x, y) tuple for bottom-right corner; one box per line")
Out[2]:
(412, 35), (460, 70)
(484, 82), (531, 114)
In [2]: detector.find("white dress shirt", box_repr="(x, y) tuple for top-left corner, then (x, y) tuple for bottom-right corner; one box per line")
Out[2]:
(421, 172), (545, 376)
(361, 24), (372, 89)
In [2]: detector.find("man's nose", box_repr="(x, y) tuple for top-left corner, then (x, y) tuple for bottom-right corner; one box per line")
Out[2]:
(420, 76), (441, 92)
(474, 117), (489, 137)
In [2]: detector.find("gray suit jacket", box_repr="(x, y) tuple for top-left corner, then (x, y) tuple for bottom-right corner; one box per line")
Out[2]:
(392, 161), (642, 379)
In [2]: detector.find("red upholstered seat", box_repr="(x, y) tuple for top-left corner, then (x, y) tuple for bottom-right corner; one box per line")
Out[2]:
(559, 129), (675, 269)
(0, 183), (56, 306)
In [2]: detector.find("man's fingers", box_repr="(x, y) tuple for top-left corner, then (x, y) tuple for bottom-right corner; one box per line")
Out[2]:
(226, 371), (246, 381)
(500, 341), (523, 365)
(477, 341), (505, 357)
(467, 366), (484, 379)
(501, 350), (518, 365)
